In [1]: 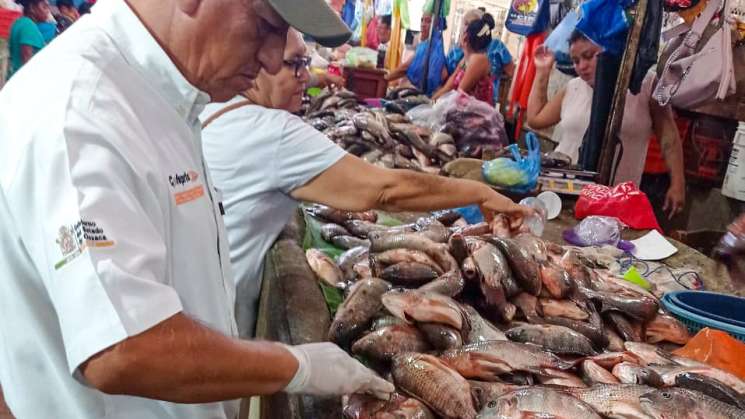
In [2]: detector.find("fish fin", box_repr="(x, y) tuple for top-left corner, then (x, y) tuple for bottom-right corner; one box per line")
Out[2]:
(469, 353), (512, 379)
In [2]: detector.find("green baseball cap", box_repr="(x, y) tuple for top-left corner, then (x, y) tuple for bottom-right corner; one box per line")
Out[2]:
(267, 0), (352, 47)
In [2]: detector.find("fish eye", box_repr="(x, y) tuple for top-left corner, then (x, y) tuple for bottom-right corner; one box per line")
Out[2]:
(488, 401), (496, 408)
(661, 392), (672, 399)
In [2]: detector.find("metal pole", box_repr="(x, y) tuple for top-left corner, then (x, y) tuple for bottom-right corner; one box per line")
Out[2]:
(422, 0), (442, 94)
(596, 0), (649, 185)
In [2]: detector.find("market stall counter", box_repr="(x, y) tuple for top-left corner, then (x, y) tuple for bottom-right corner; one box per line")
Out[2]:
(251, 201), (743, 418)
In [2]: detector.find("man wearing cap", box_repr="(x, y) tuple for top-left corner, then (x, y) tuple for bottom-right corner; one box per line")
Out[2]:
(0, 0), (392, 418)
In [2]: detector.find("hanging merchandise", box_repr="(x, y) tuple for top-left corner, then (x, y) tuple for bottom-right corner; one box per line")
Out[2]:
(654, 0), (737, 109)
(544, 10), (580, 76)
(423, 0), (451, 16)
(628, 0), (663, 94)
(505, 0), (551, 36)
(342, 0), (356, 28)
(508, 32), (547, 139)
(365, 15), (380, 49)
(406, 18), (447, 96)
(376, 0), (393, 15)
(574, 0), (630, 56)
(385, 0), (404, 70)
(398, 0), (410, 29)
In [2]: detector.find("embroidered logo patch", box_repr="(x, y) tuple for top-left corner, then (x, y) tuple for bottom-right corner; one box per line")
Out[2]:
(169, 169), (205, 205)
(54, 220), (114, 270)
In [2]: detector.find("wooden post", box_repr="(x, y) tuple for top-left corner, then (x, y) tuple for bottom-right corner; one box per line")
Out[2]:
(596, 0), (649, 185)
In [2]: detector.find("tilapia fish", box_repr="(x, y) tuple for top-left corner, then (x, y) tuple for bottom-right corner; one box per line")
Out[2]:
(579, 287), (659, 322)
(461, 305), (507, 344)
(542, 315), (609, 350)
(338, 246), (369, 282)
(675, 372), (745, 410)
(644, 312), (690, 345)
(587, 352), (643, 370)
(565, 384), (655, 419)
(581, 359), (621, 385)
(612, 362), (665, 388)
(371, 249), (444, 275)
(307, 204), (377, 225)
(468, 381), (521, 410)
(381, 262), (440, 286)
(369, 232), (458, 272)
(539, 298), (589, 321)
(622, 342), (677, 367)
(472, 243), (515, 321)
(306, 248), (345, 288)
(392, 353), (477, 419)
(345, 219), (390, 238)
(513, 233), (549, 262)
(418, 269), (466, 297)
(321, 223), (352, 242)
(650, 365), (745, 395)
(329, 278), (391, 346)
(344, 393), (436, 419)
(381, 289), (465, 331)
(538, 261), (575, 299)
(477, 387), (602, 419)
(488, 237), (542, 295)
(505, 323), (597, 356)
(449, 233), (470, 265)
(440, 340), (573, 381)
(640, 388), (745, 419)
(418, 322), (463, 350)
(352, 324), (430, 363)
(332, 235), (371, 250)
(605, 311), (642, 342)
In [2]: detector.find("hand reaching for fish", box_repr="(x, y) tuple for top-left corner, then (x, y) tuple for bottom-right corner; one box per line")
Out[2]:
(283, 342), (395, 398)
(478, 189), (534, 230)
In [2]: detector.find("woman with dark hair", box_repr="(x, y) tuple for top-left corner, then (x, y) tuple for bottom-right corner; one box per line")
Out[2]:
(7, 0), (49, 78)
(432, 12), (496, 104)
(527, 31), (686, 218)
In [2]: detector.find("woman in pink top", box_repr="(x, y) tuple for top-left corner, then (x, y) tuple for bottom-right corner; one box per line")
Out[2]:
(526, 31), (686, 219)
(433, 13), (496, 105)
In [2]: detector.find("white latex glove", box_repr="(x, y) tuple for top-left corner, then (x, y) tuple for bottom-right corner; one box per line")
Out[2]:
(283, 342), (394, 398)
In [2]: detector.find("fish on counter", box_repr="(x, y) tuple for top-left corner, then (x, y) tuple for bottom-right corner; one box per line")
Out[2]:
(581, 359), (622, 385)
(306, 248), (345, 289)
(505, 323), (597, 356)
(640, 388), (745, 419)
(343, 392), (436, 419)
(352, 323), (431, 363)
(477, 387), (602, 419)
(565, 384), (655, 419)
(329, 278), (391, 346)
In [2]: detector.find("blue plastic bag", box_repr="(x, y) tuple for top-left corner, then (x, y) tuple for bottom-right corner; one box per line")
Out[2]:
(406, 19), (447, 96)
(544, 10), (579, 76)
(575, 0), (630, 56)
(505, 0), (551, 36)
(482, 132), (542, 193)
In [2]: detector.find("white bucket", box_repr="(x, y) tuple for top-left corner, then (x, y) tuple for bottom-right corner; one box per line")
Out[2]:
(722, 122), (745, 201)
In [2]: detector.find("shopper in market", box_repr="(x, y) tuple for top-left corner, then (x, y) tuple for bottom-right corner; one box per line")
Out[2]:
(201, 28), (532, 338)
(384, 12), (447, 93)
(0, 0), (394, 418)
(7, 0), (49, 78)
(526, 31), (686, 217)
(432, 12), (497, 105)
(446, 7), (514, 106)
(55, 0), (79, 33)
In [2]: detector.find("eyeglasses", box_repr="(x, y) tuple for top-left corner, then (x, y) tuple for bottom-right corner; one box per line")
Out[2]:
(283, 56), (312, 78)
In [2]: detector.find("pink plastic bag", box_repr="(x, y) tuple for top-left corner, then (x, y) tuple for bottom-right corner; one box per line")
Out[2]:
(574, 182), (661, 231)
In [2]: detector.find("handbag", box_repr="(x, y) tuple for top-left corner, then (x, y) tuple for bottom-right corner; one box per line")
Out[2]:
(654, 0), (736, 108)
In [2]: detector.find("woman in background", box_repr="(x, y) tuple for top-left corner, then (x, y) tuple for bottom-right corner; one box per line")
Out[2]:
(432, 12), (496, 105)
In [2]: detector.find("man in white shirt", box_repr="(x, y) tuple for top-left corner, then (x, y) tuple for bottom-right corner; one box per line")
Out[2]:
(202, 29), (530, 338)
(0, 1), (393, 418)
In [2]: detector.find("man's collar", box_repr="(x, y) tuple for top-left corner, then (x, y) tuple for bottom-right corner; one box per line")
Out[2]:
(93, 0), (211, 124)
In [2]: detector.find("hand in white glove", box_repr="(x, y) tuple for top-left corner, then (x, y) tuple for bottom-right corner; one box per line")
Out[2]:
(283, 342), (395, 398)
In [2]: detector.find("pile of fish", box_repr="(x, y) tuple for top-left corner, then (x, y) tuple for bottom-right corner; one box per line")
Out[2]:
(305, 88), (459, 173)
(302, 204), (745, 418)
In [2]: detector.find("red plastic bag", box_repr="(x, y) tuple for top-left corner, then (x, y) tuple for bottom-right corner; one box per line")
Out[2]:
(575, 182), (661, 231)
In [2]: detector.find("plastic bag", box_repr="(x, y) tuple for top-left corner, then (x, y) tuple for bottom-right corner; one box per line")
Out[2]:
(505, 0), (551, 36)
(544, 10), (580, 76)
(405, 104), (437, 129)
(345, 47), (379, 68)
(575, 0), (630, 56)
(563, 216), (623, 247)
(433, 91), (509, 157)
(674, 328), (745, 380)
(482, 132), (541, 193)
(575, 182), (661, 231)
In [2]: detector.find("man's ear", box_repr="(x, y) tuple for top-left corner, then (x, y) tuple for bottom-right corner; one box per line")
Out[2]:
(177, 0), (201, 15)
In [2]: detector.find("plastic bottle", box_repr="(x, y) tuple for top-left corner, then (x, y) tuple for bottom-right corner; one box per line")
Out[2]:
(519, 197), (548, 237)
(722, 122), (745, 201)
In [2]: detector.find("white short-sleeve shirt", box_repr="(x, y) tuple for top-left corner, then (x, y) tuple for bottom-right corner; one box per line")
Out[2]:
(201, 99), (346, 337)
(0, 1), (238, 418)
